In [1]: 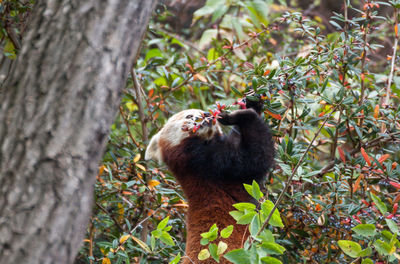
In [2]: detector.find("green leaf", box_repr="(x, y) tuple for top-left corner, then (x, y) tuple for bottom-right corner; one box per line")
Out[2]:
(249, 214), (261, 236)
(258, 229), (275, 243)
(217, 241), (228, 255)
(157, 216), (169, 230)
(252, 180), (264, 200)
(160, 231), (175, 246)
(169, 253), (181, 264)
(386, 219), (399, 235)
(207, 48), (219, 61)
(199, 29), (218, 50)
(245, 0), (269, 28)
(329, 20), (342, 30)
(151, 229), (162, 238)
(150, 235), (156, 251)
(373, 239), (395, 256)
(351, 224), (376, 237)
(229, 210), (244, 221)
(370, 193), (387, 214)
(358, 247), (372, 257)
(237, 211), (257, 225)
(200, 238), (209, 245)
(380, 230), (400, 247)
(232, 18), (246, 42)
(260, 256), (283, 264)
(194, 0), (227, 17)
(4, 40), (16, 59)
(232, 202), (256, 212)
(261, 242), (286, 255)
(145, 48), (164, 62)
(337, 240), (362, 258)
(267, 68), (277, 80)
(231, 86), (243, 96)
(201, 224), (219, 241)
(211, 4), (228, 22)
(261, 200), (284, 227)
(198, 249), (211, 261)
(244, 184), (253, 197)
(320, 77), (329, 93)
(209, 243), (219, 262)
(224, 249), (251, 264)
(221, 225), (234, 238)
(361, 258), (374, 264)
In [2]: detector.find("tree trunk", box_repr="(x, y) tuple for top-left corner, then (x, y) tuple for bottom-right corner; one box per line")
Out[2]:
(0, 1), (156, 263)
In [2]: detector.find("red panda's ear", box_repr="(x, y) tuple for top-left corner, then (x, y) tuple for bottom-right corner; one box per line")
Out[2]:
(145, 132), (163, 163)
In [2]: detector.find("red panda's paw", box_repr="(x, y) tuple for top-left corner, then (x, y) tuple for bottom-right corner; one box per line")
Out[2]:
(218, 109), (258, 126)
(217, 112), (233, 126)
(245, 96), (264, 114)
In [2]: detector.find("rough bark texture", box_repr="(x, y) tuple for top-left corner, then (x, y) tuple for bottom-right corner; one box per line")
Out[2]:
(0, 1), (156, 263)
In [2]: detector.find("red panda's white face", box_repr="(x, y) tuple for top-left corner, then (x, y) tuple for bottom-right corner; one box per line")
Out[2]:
(145, 109), (222, 163)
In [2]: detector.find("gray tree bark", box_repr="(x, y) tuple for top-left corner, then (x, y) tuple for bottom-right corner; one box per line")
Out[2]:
(0, 1), (156, 263)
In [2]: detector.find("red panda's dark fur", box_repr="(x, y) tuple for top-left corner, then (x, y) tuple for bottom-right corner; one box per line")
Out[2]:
(148, 101), (274, 263)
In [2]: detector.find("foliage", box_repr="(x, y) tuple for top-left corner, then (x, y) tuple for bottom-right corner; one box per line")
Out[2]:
(73, 0), (400, 263)
(198, 181), (286, 263)
(5, 0), (400, 263)
(0, 0), (35, 58)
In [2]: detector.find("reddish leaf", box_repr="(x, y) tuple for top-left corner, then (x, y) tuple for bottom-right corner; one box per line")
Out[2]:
(361, 199), (370, 207)
(389, 181), (400, 189)
(353, 175), (363, 193)
(378, 154), (390, 164)
(148, 88), (154, 98)
(392, 203), (398, 215)
(338, 146), (346, 163)
(265, 109), (282, 120)
(193, 73), (207, 82)
(373, 104), (379, 119)
(361, 147), (371, 166)
(352, 215), (362, 224)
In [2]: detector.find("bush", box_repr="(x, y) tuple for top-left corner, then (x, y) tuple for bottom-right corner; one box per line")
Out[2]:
(72, 0), (400, 263)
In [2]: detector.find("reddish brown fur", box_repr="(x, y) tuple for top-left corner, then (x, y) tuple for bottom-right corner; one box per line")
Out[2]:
(160, 139), (252, 264)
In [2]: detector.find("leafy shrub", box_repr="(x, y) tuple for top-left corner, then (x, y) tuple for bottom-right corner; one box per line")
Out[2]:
(71, 0), (400, 263)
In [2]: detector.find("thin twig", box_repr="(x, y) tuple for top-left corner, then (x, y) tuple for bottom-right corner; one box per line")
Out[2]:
(359, 25), (369, 108)
(95, 201), (125, 232)
(119, 106), (140, 148)
(131, 207), (161, 234)
(88, 219), (95, 264)
(131, 68), (149, 141)
(383, 7), (399, 107)
(4, 23), (21, 50)
(358, 3), (373, 121)
(156, 27), (205, 56)
(330, 108), (342, 160)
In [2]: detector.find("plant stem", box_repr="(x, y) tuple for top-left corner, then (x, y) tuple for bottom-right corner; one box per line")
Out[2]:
(132, 68), (149, 141)
(119, 106), (141, 148)
(88, 219), (95, 264)
(383, 7), (399, 107)
(331, 109), (341, 160)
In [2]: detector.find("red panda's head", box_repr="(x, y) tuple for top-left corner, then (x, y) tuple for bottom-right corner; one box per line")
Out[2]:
(145, 109), (222, 163)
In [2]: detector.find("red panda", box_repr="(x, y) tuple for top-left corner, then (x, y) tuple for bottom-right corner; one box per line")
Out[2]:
(145, 101), (274, 263)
